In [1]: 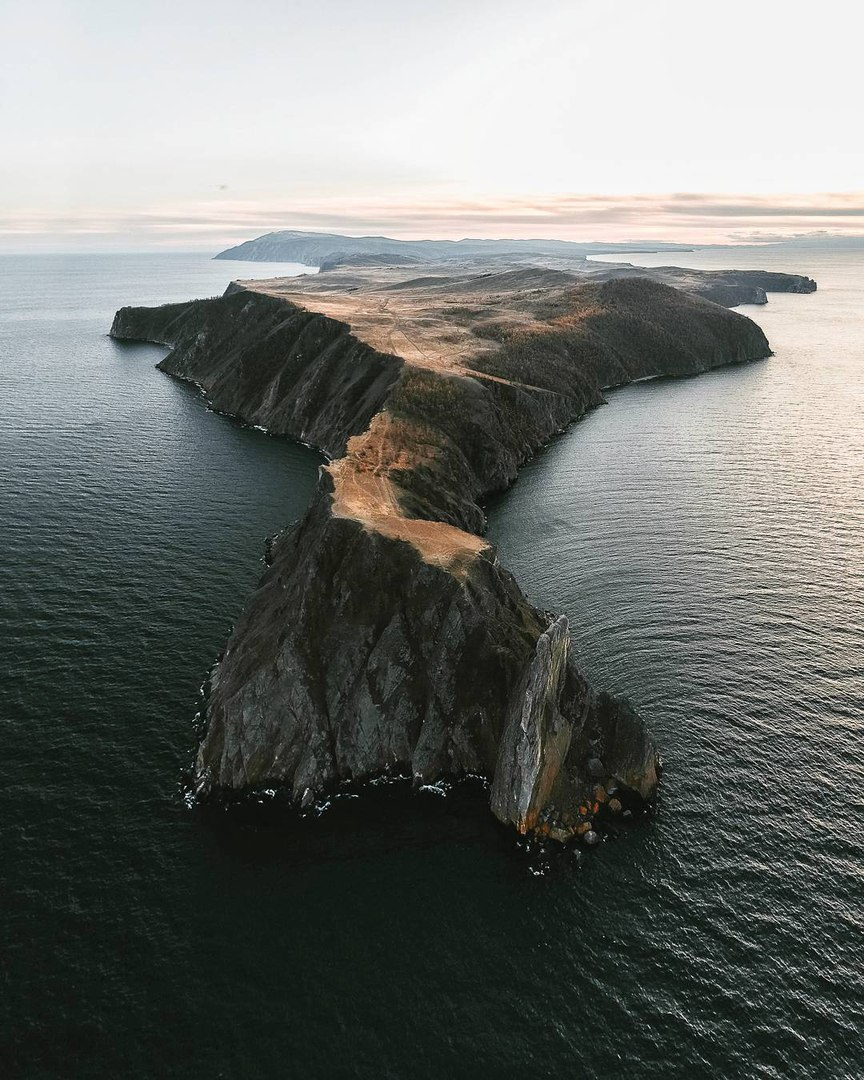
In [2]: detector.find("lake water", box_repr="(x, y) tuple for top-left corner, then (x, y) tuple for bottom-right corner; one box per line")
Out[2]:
(2, 247), (862, 1078)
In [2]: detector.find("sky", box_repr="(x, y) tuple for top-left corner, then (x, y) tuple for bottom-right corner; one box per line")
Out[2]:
(1, 0), (862, 251)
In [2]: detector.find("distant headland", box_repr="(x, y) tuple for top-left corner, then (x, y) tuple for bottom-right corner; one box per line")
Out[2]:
(214, 229), (816, 306)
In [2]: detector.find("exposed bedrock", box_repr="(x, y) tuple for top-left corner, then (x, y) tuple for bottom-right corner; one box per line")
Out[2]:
(199, 490), (563, 802)
(111, 270), (774, 842)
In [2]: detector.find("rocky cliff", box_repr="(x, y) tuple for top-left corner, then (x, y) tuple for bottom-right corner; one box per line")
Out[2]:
(111, 267), (774, 843)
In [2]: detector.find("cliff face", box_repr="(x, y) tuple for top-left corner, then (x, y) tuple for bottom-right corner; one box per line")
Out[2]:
(110, 291), (402, 459)
(111, 269), (773, 842)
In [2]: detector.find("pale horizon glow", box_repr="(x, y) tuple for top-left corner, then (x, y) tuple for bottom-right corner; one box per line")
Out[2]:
(1, 0), (862, 252)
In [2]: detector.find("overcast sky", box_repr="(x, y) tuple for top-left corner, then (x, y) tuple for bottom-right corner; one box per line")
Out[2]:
(1, 0), (862, 250)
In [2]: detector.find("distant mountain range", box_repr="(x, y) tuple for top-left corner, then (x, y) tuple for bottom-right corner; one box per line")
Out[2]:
(214, 229), (694, 267)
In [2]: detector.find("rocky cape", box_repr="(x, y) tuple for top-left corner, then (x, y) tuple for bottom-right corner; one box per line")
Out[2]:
(111, 264), (779, 843)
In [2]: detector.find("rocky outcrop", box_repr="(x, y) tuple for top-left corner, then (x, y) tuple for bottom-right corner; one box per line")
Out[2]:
(111, 267), (777, 843)
(490, 615), (576, 833)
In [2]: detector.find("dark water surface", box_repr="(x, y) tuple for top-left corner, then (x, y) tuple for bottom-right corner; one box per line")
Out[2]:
(2, 249), (862, 1078)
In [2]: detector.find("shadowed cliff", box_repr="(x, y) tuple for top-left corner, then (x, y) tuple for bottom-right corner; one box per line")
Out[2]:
(111, 269), (774, 842)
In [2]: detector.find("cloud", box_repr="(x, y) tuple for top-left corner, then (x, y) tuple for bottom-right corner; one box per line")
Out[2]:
(1, 191), (863, 251)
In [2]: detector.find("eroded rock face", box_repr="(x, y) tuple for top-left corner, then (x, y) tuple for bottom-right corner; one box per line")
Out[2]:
(112, 290), (403, 458)
(490, 616), (580, 834)
(196, 491), (549, 800)
(111, 269), (778, 840)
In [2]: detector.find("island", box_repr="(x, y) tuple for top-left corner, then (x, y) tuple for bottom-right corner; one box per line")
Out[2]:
(111, 245), (815, 845)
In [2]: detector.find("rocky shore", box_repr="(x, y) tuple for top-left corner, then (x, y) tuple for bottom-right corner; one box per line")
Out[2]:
(111, 263), (780, 843)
